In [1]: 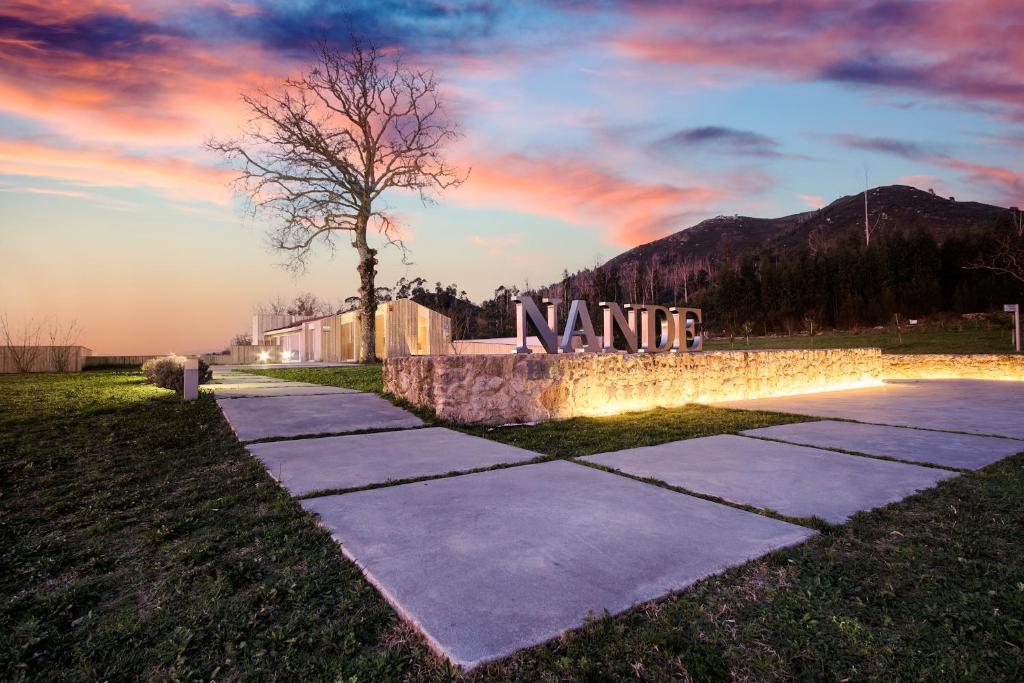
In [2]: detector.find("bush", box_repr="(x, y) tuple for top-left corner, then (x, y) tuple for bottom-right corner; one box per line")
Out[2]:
(141, 355), (212, 393)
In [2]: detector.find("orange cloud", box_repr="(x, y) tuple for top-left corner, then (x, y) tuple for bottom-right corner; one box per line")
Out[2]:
(0, 139), (233, 204)
(933, 157), (1023, 205)
(795, 193), (825, 210)
(457, 152), (727, 245)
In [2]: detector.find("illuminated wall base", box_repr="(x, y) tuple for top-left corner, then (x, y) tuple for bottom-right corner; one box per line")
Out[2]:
(385, 348), (886, 425)
(884, 353), (1024, 381)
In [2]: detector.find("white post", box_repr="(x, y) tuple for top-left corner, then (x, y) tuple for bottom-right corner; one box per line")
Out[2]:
(1005, 304), (1021, 353)
(183, 358), (199, 401)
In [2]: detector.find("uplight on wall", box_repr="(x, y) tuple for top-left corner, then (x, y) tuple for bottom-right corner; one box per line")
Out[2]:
(258, 350), (271, 363)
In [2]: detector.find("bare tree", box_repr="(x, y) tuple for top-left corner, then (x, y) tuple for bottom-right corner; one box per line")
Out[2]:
(575, 268), (595, 303)
(667, 257), (693, 305)
(253, 295), (288, 315)
(48, 319), (81, 372)
(969, 231), (1024, 286)
(1, 314), (44, 372)
(254, 293), (331, 317)
(862, 172), (884, 246)
(642, 254), (661, 302)
(287, 292), (332, 317)
(618, 261), (640, 303)
(209, 39), (464, 362)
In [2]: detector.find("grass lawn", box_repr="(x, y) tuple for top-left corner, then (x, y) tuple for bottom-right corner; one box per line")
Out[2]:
(237, 364), (383, 393)
(705, 324), (1018, 354)
(456, 406), (808, 459)
(3, 369), (1023, 680)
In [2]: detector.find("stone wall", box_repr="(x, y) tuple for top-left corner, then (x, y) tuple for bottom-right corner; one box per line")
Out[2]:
(883, 353), (1024, 381)
(384, 348), (883, 425)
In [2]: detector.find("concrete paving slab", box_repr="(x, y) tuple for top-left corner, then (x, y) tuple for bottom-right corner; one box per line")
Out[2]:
(742, 420), (1023, 470)
(209, 376), (287, 384)
(207, 380), (318, 389)
(581, 434), (956, 524)
(303, 460), (813, 670)
(215, 361), (356, 370)
(248, 427), (541, 495)
(217, 392), (423, 441)
(716, 379), (1024, 439)
(206, 384), (358, 398)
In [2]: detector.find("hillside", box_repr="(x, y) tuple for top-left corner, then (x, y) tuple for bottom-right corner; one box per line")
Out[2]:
(604, 185), (1008, 271)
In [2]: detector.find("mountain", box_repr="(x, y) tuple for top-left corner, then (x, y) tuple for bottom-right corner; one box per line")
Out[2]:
(499, 183), (1020, 337)
(603, 185), (1009, 271)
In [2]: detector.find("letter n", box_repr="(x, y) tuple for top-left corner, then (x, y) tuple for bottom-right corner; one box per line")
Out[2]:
(598, 302), (638, 353)
(513, 296), (559, 354)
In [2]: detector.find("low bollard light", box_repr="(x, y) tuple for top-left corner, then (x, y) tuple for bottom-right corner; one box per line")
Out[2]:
(183, 358), (199, 401)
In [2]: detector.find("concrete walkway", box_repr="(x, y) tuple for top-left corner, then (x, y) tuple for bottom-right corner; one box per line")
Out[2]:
(742, 420), (1023, 470)
(212, 369), (1024, 670)
(247, 427), (543, 495)
(303, 461), (813, 669)
(717, 379), (1024, 439)
(582, 434), (956, 523)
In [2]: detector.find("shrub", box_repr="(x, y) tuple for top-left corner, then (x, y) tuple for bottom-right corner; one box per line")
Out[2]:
(141, 355), (212, 393)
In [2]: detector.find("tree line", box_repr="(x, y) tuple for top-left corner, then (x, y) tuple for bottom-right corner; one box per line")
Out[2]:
(474, 223), (1024, 340)
(251, 221), (1024, 347)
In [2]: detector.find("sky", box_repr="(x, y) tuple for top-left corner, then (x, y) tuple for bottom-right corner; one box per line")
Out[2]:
(1, 0), (1023, 354)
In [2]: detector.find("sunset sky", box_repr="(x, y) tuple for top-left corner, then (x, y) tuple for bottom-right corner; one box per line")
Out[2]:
(2, 0), (1023, 354)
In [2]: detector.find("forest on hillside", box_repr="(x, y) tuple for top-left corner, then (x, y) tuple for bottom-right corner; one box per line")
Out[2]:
(256, 220), (1024, 344)
(471, 222), (1024, 339)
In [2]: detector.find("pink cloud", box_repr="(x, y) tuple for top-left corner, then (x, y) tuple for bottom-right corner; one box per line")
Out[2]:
(456, 151), (728, 246)
(932, 157), (1023, 206)
(608, 1), (1024, 119)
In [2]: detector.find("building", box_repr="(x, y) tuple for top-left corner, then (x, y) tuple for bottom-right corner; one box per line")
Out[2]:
(255, 299), (452, 362)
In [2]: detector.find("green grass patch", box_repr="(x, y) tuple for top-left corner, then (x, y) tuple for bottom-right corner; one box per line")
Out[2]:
(706, 325), (1018, 354)
(237, 364), (383, 393)
(0, 371), (427, 680)
(458, 405), (810, 458)
(3, 371), (1022, 680)
(236, 364), (809, 457)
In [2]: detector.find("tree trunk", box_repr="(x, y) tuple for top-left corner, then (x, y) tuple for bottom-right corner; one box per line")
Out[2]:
(355, 220), (378, 364)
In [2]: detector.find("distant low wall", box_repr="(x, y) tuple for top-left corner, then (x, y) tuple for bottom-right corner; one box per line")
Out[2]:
(1, 346), (91, 373)
(199, 345), (280, 365)
(450, 339), (546, 355)
(883, 353), (1024, 381)
(385, 348), (884, 425)
(83, 355), (158, 369)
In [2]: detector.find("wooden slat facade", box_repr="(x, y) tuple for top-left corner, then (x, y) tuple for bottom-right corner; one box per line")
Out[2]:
(311, 299), (451, 362)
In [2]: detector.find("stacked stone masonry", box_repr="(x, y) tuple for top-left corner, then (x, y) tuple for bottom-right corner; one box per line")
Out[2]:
(385, 349), (1024, 425)
(384, 349), (883, 425)
(883, 353), (1024, 381)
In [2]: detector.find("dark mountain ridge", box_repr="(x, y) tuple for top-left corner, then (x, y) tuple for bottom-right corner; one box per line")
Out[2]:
(508, 184), (1022, 336)
(604, 185), (1009, 272)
